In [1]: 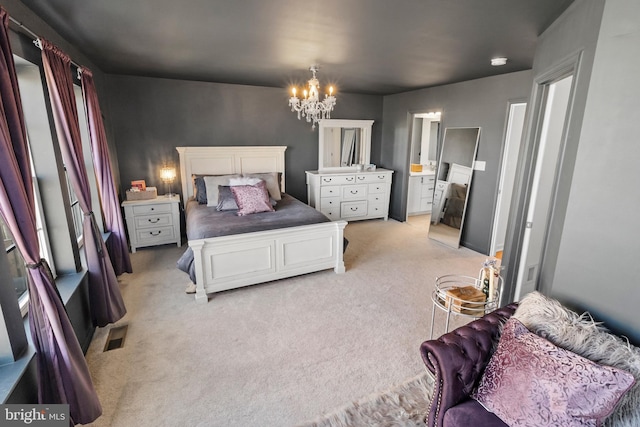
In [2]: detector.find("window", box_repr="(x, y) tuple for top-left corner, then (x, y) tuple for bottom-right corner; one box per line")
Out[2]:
(65, 168), (84, 247)
(1, 216), (28, 311)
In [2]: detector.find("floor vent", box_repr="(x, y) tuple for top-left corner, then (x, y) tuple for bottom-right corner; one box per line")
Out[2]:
(104, 325), (128, 352)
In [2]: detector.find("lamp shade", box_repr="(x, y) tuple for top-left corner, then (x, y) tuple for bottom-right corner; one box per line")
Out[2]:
(160, 166), (176, 183)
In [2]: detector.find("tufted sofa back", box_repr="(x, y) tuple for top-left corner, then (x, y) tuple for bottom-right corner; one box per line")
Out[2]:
(420, 303), (518, 427)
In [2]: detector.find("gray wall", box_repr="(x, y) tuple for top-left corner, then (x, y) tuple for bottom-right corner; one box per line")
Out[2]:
(546, 0), (640, 343)
(380, 71), (532, 253)
(106, 75), (383, 203)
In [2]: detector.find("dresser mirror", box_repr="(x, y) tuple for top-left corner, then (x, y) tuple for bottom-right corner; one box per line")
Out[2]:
(318, 119), (374, 171)
(429, 127), (480, 248)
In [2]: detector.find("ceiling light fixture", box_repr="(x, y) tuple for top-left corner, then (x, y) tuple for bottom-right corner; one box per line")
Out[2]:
(289, 65), (336, 130)
(491, 57), (508, 66)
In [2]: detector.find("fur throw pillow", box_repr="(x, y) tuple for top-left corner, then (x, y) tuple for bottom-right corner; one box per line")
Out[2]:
(513, 292), (640, 427)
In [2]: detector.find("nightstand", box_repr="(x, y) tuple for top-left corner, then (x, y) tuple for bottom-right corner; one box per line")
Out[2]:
(122, 195), (181, 253)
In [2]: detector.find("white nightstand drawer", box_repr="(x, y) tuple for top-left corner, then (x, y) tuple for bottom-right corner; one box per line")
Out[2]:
(342, 185), (367, 200)
(320, 197), (341, 209)
(132, 203), (172, 215)
(320, 175), (356, 185)
(355, 173), (390, 184)
(134, 213), (173, 229)
(135, 226), (175, 245)
(341, 201), (367, 218)
(320, 186), (340, 197)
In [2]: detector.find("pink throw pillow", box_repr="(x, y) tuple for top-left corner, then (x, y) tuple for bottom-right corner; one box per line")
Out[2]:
(230, 180), (274, 216)
(472, 318), (635, 427)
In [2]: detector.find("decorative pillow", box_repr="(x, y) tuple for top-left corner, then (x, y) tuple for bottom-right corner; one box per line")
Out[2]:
(216, 186), (238, 211)
(203, 174), (241, 207)
(243, 172), (282, 201)
(193, 176), (207, 204)
(230, 180), (274, 216)
(514, 292), (640, 427)
(472, 318), (635, 427)
(229, 176), (263, 186)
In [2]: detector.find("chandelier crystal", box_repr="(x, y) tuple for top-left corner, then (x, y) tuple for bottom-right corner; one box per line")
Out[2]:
(289, 65), (336, 130)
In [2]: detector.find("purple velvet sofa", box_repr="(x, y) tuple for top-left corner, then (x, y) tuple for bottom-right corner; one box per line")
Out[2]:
(420, 303), (518, 427)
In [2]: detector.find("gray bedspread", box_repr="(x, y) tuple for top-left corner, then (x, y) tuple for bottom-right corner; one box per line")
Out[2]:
(177, 194), (331, 282)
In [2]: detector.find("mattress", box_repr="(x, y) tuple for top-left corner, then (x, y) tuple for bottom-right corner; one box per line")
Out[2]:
(177, 194), (331, 282)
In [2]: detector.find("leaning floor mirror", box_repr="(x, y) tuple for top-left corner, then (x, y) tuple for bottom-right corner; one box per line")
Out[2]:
(429, 127), (480, 248)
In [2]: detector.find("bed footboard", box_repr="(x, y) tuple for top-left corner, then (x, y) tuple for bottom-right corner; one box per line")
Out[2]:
(189, 221), (347, 303)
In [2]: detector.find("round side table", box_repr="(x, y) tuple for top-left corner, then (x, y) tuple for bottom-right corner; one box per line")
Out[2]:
(429, 274), (503, 339)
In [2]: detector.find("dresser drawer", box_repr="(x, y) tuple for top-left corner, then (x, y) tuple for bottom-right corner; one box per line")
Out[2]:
(132, 203), (172, 215)
(341, 201), (367, 218)
(320, 186), (340, 197)
(368, 183), (387, 194)
(320, 197), (341, 210)
(421, 184), (435, 198)
(321, 207), (340, 221)
(355, 173), (390, 184)
(134, 213), (173, 229)
(368, 202), (387, 217)
(367, 193), (385, 204)
(342, 185), (367, 200)
(135, 226), (176, 245)
(320, 175), (356, 185)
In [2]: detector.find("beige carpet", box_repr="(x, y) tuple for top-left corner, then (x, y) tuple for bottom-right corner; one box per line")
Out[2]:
(82, 216), (486, 426)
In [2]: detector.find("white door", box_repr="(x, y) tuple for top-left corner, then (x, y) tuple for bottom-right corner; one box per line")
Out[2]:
(491, 102), (526, 255)
(514, 75), (573, 300)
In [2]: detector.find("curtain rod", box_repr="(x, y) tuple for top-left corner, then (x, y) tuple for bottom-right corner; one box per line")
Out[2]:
(8, 15), (83, 74)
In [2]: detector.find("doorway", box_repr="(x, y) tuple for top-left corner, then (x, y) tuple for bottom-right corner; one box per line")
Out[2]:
(490, 102), (527, 256)
(514, 75), (574, 300)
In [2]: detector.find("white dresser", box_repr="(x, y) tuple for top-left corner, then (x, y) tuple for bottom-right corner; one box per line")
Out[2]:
(122, 195), (181, 252)
(306, 169), (393, 221)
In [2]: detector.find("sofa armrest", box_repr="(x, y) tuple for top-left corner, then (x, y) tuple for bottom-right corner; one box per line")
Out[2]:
(420, 303), (518, 427)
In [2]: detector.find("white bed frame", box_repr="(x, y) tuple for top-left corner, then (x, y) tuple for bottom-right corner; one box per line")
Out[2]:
(177, 146), (346, 303)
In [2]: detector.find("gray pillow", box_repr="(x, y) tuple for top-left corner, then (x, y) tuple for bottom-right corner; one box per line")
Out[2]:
(194, 177), (207, 204)
(216, 186), (238, 211)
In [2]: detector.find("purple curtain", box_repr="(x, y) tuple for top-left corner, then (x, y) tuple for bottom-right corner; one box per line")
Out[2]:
(40, 38), (126, 327)
(0, 9), (101, 424)
(80, 68), (132, 276)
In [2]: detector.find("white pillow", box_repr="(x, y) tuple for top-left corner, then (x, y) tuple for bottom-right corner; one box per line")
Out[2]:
(203, 174), (241, 207)
(243, 172), (282, 201)
(228, 177), (263, 186)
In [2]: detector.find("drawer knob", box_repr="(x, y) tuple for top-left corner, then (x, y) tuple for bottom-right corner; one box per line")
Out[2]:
(148, 218), (160, 223)
(346, 177), (354, 181)
(350, 190), (358, 194)
(149, 230), (162, 236)
(350, 207), (358, 211)
(150, 207), (155, 211)
(357, 177), (365, 180)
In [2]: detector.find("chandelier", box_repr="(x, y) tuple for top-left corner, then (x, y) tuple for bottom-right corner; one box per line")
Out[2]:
(289, 65), (336, 130)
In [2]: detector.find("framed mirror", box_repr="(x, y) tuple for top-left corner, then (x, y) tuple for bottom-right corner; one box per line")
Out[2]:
(429, 127), (480, 248)
(318, 119), (374, 171)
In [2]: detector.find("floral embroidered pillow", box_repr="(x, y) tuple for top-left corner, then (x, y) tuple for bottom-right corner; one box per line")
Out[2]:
(472, 318), (635, 427)
(230, 180), (274, 216)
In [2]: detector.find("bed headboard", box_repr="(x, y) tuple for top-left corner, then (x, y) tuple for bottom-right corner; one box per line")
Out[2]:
(176, 146), (287, 200)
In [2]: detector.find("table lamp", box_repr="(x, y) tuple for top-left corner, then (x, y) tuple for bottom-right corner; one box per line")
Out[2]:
(160, 165), (176, 197)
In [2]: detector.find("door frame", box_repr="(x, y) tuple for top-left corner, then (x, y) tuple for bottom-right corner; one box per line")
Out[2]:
(501, 51), (583, 304)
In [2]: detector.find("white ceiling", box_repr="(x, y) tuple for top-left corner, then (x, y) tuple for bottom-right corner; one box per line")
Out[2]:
(18, 0), (574, 95)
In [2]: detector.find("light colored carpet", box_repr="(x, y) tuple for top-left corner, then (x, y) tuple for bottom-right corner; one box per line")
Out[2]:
(82, 216), (486, 426)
